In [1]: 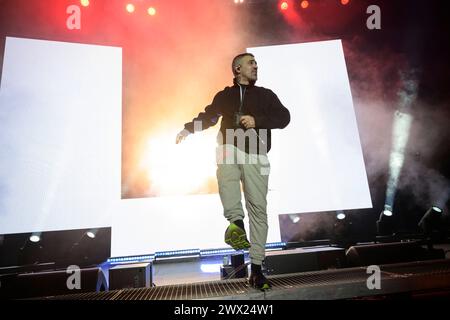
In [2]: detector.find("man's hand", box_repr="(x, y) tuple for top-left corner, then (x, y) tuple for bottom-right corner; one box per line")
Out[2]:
(176, 129), (190, 144)
(240, 115), (256, 129)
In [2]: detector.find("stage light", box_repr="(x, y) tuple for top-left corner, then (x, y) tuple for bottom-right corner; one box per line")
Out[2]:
(418, 206), (443, 236)
(337, 212), (346, 220)
(289, 214), (300, 223)
(148, 7), (156, 16)
(86, 228), (99, 239)
(332, 211), (352, 247)
(29, 232), (42, 243)
(432, 206), (443, 213)
(126, 3), (135, 13)
(300, 1), (309, 9)
(384, 71), (417, 220)
(384, 111), (413, 216)
(341, 0), (350, 5)
(280, 1), (289, 10)
(234, 0), (245, 3)
(382, 204), (393, 217)
(376, 206), (394, 236)
(80, 0), (89, 7)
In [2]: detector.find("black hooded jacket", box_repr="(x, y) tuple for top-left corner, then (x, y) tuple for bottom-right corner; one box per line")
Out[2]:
(184, 81), (290, 154)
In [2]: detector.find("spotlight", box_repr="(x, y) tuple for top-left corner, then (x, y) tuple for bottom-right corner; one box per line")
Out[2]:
(148, 7), (156, 16)
(382, 204), (393, 217)
(300, 1), (309, 9)
(126, 3), (135, 13)
(337, 212), (346, 220)
(86, 228), (99, 239)
(234, 0), (245, 3)
(384, 111), (413, 222)
(289, 214), (300, 223)
(418, 206), (442, 236)
(341, 0), (350, 5)
(377, 206), (395, 236)
(29, 232), (42, 243)
(280, 1), (289, 11)
(333, 211), (352, 247)
(80, 0), (90, 7)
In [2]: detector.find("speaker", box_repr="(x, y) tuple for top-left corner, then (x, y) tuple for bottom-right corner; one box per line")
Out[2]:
(264, 246), (346, 275)
(0, 267), (106, 299)
(345, 241), (445, 267)
(109, 262), (153, 290)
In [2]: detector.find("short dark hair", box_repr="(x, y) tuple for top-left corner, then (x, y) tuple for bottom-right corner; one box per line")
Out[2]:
(231, 53), (254, 76)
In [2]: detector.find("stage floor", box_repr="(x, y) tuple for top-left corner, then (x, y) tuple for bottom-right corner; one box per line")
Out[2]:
(43, 244), (450, 300)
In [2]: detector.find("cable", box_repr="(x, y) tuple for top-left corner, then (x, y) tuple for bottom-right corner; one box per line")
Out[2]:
(223, 261), (250, 280)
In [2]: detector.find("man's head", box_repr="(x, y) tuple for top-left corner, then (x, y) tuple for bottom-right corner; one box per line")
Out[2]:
(232, 53), (258, 85)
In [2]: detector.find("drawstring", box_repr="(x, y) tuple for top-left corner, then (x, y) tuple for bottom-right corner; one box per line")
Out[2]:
(238, 84), (246, 113)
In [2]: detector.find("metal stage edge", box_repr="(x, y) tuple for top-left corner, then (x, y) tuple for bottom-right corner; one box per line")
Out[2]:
(37, 258), (450, 300)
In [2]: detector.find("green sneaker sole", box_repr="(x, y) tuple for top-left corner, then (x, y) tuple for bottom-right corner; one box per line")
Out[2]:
(224, 223), (251, 250)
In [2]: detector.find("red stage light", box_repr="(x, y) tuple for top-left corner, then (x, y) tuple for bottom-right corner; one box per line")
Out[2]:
(341, 0), (350, 5)
(280, 1), (289, 11)
(300, 0), (309, 9)
(80, 0), (89, 7)
(126, 3), (135, 13)
(148, 7), (156, 16)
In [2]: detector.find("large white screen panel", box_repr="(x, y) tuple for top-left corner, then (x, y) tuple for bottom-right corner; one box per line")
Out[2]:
(249, 40), (372, 241)
(0, 37), (122, 234)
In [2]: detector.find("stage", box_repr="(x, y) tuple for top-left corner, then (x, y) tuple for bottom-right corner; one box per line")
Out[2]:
(1, 0), (449, 304)
(35, 244), (450, 300)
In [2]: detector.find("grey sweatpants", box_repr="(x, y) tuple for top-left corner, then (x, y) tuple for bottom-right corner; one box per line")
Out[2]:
(216, 144), (270, 265)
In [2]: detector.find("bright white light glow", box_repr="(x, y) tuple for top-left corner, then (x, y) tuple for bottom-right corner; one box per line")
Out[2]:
(383, 210), (393, 217)
(432, 206), (442, 213)
(200, 263), (222, 273)
(337, 213), (346, 220)
(126, 4), (135, 13)
(385, 111), (413, 208)
(141, 132), (216, 196)
(30, 234), (41, 243)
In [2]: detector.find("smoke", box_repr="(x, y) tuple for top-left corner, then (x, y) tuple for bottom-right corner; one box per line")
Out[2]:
(239, 1), (450, 219)
(398, 160), (450, 210)
(245, 4), (445, 227)
(119, 0), (244, 198)
(253, 17), (450, 214)
(399, 99), (450, 210)
(2, 1), (447, 207)
(343, 38), (450, 212)
(0, 0), (246, 198)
